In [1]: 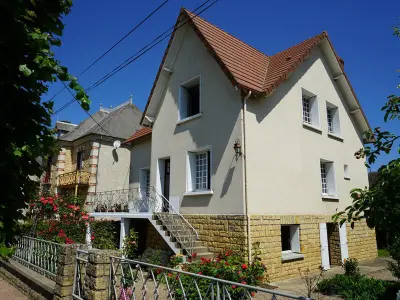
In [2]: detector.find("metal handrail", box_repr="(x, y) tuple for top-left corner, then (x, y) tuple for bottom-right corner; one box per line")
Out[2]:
(89, 186), (199, 255)
(109, 256), (305, 299)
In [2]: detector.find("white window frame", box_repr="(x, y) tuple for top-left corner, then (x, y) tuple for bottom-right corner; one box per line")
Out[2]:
(320, 159), (338, 198)
(344, 164), (350, 180)
(185, 146), (213, 196)
(301, 88), (321, 131)
(326, 102), (342, 139)
(281, 225), (304, 261)
(178, 75), (202, 123)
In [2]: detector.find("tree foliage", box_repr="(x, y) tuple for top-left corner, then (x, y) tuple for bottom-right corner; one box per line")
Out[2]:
(0, 0), (89, 255)
(333, 25), (400, 234)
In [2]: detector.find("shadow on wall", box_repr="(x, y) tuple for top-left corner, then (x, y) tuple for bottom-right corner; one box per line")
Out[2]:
(181, 195), (212, 208)
(112, 149), (119, 164)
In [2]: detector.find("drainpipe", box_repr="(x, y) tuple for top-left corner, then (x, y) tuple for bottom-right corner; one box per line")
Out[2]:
(242, 90), (252, 262)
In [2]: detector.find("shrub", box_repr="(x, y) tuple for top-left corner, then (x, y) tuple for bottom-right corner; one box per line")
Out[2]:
(91, 221), (119, 250)
(342, 258), (360, 277)
(122, 229), (139, 258)
(388, 237), (400, 279)
(139, 248), (173, 266)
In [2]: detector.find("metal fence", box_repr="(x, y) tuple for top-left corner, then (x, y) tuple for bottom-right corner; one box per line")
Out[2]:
(109, 256), (306, 300)
(72, 249), (89, 300)
(13, 236), (62, 280)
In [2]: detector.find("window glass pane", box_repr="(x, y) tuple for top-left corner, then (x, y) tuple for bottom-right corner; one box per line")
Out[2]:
(195, 151), (208, 190)
(281, 226), (291, 251)
(302, 97), (311, 124)
(321, 163), (327, 194)
(327, 108), (333, 133)
(187, 84), (200, 117)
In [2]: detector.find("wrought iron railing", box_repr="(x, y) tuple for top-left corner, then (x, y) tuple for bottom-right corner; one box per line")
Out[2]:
(13, 236), (62, 280)
(89, 187), (199, 255)
(58, 170), (90, 186)
(72, 249), (88, 300)
(108, 256), (305, 300)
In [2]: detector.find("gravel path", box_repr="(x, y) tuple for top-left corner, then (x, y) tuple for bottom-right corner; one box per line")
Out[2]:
(0, 278), (28, 300)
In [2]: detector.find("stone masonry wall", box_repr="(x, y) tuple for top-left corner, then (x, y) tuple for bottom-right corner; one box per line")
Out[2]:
(183, 215), (248, 254)
(183, 214), (376, 282)
(146, 221), (170, 251)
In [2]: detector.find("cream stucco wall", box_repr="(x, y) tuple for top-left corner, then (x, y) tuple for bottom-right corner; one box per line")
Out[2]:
(96, 143), (131, 192)
(150, 26), (245, 214)
(245, 47), (368, 215)
(129, 138), (152, 189)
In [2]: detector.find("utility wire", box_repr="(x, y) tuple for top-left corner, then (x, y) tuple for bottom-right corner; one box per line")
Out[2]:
(53, 0), (219, 115)
(60, 81), (113, 137)
(49, 0), (171, 101)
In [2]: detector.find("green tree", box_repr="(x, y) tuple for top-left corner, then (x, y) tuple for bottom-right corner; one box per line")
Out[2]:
(0, 0), (89, 256)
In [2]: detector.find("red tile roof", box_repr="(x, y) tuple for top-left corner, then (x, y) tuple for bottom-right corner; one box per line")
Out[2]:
(124, 127), (152, 144)
(141, 9), (370, 131)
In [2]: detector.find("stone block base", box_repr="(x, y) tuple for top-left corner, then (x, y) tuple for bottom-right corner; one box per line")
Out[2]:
(184, 214), (377, 282)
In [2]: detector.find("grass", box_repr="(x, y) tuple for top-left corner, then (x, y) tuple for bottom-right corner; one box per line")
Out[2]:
(378, 248), (390, 257)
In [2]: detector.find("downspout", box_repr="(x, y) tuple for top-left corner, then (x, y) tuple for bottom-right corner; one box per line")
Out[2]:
(242, 90), (252, 262)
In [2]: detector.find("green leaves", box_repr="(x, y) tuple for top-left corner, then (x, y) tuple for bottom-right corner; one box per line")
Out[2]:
(19, 64), (33, 76)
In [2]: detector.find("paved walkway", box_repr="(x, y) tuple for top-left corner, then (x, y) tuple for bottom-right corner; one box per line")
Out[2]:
(0, 278), (28, 300)
(271, 258), (391, 296)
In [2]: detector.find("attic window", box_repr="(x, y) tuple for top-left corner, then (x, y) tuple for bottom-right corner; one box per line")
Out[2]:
(179, 76), (201, 120)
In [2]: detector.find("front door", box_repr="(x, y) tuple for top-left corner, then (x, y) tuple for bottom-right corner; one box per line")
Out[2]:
(163, 159), (170, 212)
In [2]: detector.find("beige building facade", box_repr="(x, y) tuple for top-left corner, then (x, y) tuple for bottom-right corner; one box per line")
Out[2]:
(124, 9), (377, 281)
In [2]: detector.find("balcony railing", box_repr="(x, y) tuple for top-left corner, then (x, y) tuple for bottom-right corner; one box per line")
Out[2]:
(89, 187), (199, 255)
(58, 170), (90, 187)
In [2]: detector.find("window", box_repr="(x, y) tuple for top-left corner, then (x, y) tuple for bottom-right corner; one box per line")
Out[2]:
(326, 102), (341, 136)
(320, 160), (337, 196)
(179, 77), (200, 120)
(76, 151), (83, 170)
(344, 164), (350, 179)
(301, 89), (319, 128)
(281, 225), (300, 253)
(187, 149), (211, 192)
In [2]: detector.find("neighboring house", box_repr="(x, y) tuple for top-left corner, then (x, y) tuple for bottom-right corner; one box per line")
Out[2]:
(40, 99), (142, 202)
(90, 9), (377, 281)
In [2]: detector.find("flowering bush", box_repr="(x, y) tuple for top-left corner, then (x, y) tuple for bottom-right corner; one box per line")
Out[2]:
(122, 229), (139, 259)
(173, 244), (267, 298)
(170, 253), (184, 268)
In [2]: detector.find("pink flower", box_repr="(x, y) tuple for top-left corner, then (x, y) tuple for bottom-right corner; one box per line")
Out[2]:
(241, 263), (248, 270)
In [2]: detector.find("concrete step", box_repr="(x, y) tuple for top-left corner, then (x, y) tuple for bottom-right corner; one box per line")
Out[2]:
(191, 252), (214, 260)
(186, 246), (208, 254)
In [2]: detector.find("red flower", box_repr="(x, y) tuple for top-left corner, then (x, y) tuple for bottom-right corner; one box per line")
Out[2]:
(241, 263), (248, 270)
(232, 285), (236, 289)
(197, 272), (202, 275)
(241, 281), (246, 285)
(65, 238), (74, 244)
(91, 236), (95, 241)
(82, 215), (89, 220)
(250, 292), (255, 297)
(192, 253), (197, 258)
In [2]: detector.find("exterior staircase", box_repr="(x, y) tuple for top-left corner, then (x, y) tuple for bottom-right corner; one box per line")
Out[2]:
(148, 216), (213, 260)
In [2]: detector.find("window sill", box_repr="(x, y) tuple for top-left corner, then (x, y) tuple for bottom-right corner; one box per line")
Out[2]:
(302, 122), (322, 133)
(282, 252), (304, 262)
(177, 113), (202, 125)
(328, 132), (344, 141)
(344, 177), (351, 181)
(183, 190), (213, 197)
(322, 194), (339, 201)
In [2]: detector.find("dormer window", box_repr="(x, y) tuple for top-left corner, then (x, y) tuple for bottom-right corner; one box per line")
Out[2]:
(179, 76), (201, 121)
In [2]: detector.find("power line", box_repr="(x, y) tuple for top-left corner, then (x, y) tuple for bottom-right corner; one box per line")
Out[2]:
(60, 81), (113, 137)
(53, 0), (219, 115)
(49, 0), (171, 101)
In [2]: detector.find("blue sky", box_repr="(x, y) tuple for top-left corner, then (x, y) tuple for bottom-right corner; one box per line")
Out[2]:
(48, 0), (400, 170)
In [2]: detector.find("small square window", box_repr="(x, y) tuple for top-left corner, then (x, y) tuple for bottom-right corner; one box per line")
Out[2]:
(344, 164), (350, 179)
(321, 160), (337, 196)
(187, 150), (211, 192)
(281, 225), (300, 253)
(326, 102), (341, 136)
(301, 89), (319, 128)
(179, 77), (200, 120)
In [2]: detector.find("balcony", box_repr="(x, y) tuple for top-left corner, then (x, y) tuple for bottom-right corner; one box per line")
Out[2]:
(58, 170), (90, 187)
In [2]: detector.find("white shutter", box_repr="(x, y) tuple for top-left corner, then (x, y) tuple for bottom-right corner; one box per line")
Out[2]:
(187, 153), (196, 192)
(310, 96), (320, 127)
(179, 87), (189, 120)
(319, 223), (330, 270)
(290, 226), (300, 253)
(339, 223), (349, 262)
(326, 163), (336, 195)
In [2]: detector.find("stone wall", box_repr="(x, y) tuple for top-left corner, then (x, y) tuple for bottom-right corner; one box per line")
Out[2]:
(183, 215), (248, 254)
(146, 221), (170, 251)
(347, 220), (377, 261)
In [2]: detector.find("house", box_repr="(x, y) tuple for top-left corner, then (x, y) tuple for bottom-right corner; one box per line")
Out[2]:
(90, 9), (377, 281)
(40, 99), (142, 201)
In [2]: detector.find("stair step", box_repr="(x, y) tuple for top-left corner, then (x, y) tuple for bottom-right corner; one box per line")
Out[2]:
(186, 246), (208, 253)
(191, 252), (214, 260)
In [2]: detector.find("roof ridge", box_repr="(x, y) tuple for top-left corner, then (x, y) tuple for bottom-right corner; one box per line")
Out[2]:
(183, 9), (268, 59)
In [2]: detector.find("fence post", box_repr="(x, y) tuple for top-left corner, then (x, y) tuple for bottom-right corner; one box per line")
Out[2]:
(85, 249), (120, 300)
(53, 244), (78, 300)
